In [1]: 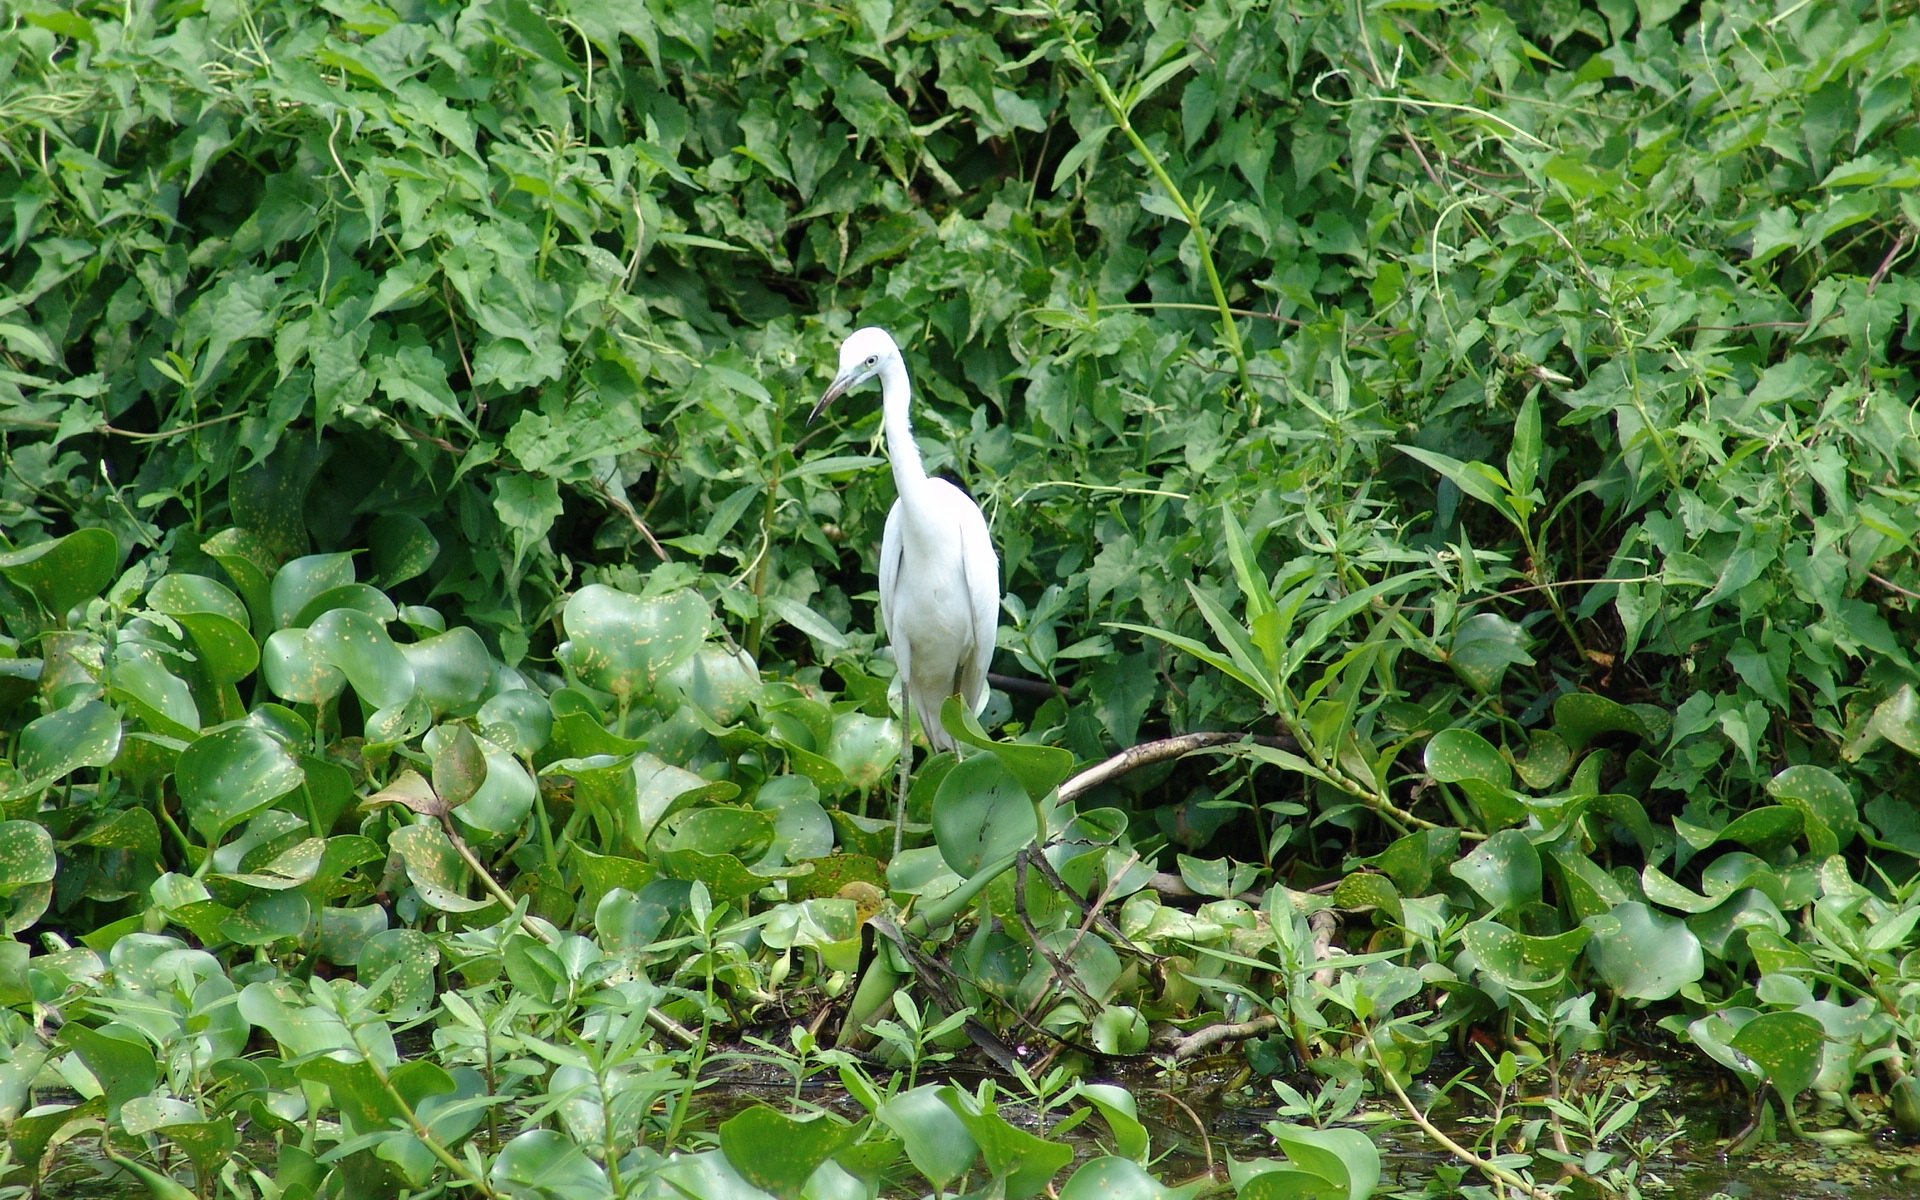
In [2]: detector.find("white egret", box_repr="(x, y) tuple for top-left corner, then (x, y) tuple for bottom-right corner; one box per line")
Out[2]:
(809, 327), (999, 857)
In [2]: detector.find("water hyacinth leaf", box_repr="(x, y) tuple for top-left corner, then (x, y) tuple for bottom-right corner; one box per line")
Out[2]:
(430, 724), (489, 809)
(1060, 1157), (1204, 1200)
(176, 726), (303, 843)
(1091, 1004), (1148, 1054)
(1425, 728), (1510, 786)
(1461, 918), (1591, 992)
(76, 809), (163, 861)
(63, 1025), (157, 1124)
(1730, 1011), (1827, 1100)
(1235, 1165), (1343, 1200)
(149, 573), (249, 623)
(1361, 828), (1459, 894)
(201, 527), (276, 634)
(824, 710), (899, 792)
(1715, 806), (1803, 855)
(1075, 1083), (1150, 1162)
(557, 584), (710, 701)
(1448, 612), (1533, 695)
(1449, 829), (1540, 913)
(13, 700), (121, 790)
(658, 642), (762, 723)
(653, 807), (775, 859)
(1269, 1123), (1381, 1200)
(933, 754), (1039, 877)
(1765, 763), (1857, 851)
(313, 904), (390, 966)
(261, 628), (347, 705)
(1551, 692), (1651, 752)
(0, 527), (118, 620)
(369, 512), (440, 586)
(941, 695), (1076, 801)
(268, 553), (358, 630)
(1583, 901), (1703, 1000)
(402, 626), (493, 716)
(1177, 854), (1260, 900)
(1514, 727), (1572, 790)
(878, 1086), (978, 1189)
(174, 611), (259, 685)
(388, 824), (493, 912)
(718, 1106), (855, 1200)
(220, 889), (312, 946)
(479, 689), (552, 757)
(108, 640), (199, 736)
(309, 607), (415, 709)
(940, 1086), (1074, 1200)
(292, 583), (397, 628)
(652, 1147), (776, 1200)
(1330, 870), (1403, 924)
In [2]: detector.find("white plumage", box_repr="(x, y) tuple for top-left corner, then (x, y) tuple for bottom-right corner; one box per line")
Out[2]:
(810, 326), (999, 851)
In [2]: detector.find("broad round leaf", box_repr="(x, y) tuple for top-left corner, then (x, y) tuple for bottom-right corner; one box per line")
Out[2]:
(370, 513), (440, 586)
(932, 754), (1039, 877)
(261, 629), (347, 705)
(1061, 1157), (1203, 1200)
(268, 553), (358, 630)
(718, 1106), (854, 1200)
(1448, 829), (1541, 914)
(16, 700), (122, 787)
(0, 527), (118, 619)
(1582, 900), (1703, 1001)
(401, 626), (493, 716)
(309, 607), (415, 709)
(557, 584), (710, 702)
(1730, 1010), (1827, 1100)
(177, 726), (304, 842)
(878, 1087), (978, 1189)
(1766, 763), (1857, 852)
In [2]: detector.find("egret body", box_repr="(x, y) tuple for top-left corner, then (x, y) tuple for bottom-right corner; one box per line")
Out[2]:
(810, 327), (999, 855)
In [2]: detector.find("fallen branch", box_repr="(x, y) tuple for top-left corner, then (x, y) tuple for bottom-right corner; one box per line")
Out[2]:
(1157, 1013), (1282, 1060)
(1059, 732), (1246, 801)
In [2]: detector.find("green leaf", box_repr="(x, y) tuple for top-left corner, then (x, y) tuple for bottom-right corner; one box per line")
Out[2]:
(1060, 1157), (1203, 1200)
(0, 527), (119, 620)
(557, 584), (710, 703)
(1582, 901), (1703, 1001)
(878, 1086), (978, 1189)
(1765, 763), (1857, 852)
(932, 754), (1040, 877)
(718, 1107), (854, 1200)
(12, 700), (121, 791)
(1730, 1011), (1826, 1100)
(940, 695), (1075, 802)
(1448, 830), (1541, 914)
(176, 726), (304, 843)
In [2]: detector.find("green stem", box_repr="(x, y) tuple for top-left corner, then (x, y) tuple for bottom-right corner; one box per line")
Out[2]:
(1059, 29), (1252, 398)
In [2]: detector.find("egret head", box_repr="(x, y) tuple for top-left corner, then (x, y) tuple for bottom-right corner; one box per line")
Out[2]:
(810, 326), (900, 423)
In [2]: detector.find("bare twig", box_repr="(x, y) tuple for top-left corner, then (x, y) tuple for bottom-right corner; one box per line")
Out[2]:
(1059, 732), (1246, 802)
(1157, 1013), (1283, 1060)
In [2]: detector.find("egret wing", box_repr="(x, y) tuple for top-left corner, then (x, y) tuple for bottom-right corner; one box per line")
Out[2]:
(878, 500), (906, 667)
(953, 491), (1000, 715)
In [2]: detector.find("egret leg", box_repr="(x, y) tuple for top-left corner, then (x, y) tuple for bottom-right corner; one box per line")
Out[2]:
(892, 676), (911, 861)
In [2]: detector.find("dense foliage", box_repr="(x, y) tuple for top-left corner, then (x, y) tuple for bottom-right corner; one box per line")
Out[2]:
(3, 0), (1920, 1196)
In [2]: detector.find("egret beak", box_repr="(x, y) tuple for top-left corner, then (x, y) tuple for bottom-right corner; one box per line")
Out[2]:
(809, 373), (853, 424)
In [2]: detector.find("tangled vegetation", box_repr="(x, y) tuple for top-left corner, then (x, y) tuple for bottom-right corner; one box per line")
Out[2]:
(2, 0), (1919, 1196)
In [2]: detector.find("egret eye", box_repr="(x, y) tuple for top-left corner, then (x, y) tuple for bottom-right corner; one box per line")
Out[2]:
(865, 355), (877, 366)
